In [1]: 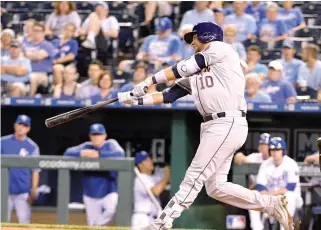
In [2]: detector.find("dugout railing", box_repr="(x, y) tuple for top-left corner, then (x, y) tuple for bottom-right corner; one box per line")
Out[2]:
(1, 155), (135, 226)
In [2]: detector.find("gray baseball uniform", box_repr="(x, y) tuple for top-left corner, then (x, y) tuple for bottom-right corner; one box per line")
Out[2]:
(149, 41), (277, 229)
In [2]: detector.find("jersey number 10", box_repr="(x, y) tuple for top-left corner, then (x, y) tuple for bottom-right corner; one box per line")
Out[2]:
(199, 75), (214, 89)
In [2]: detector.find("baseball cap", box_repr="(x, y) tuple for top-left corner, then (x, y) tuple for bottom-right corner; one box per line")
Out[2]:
(15, 115), (31, 126)
(1, 28), (15, 37)
(156, 17), (172, 32)
(268, 60), (283, 71)
(135, 151), (150, 165)
(213, 7), (224, 13)
(95, 1), (108, 10)
(282, 39), (294, 49)
(9, 40), (21, 48)
(89, 123), (106, 135)
(258, 133), (270, 144)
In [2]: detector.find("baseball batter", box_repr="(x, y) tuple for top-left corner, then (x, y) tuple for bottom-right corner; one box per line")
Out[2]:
(1, 115), (40, 223)
(64, 123), (124, 226)
(118, 22), (293, 230)
(250, 137), (303, 230)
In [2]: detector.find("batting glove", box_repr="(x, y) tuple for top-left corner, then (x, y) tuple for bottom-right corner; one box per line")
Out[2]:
(118, 92), (138, 105)
(131, 80), (149, 97)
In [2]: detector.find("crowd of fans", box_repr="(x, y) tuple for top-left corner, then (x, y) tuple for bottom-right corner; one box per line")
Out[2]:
(1, 1), (320, 103)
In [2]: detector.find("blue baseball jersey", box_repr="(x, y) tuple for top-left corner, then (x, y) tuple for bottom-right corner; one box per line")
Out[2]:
(278, 8), (304, 31)
(280, 58), (304, 84)
(139, 34), (181, 65)
(1, 135), (40, 194)
(245, 2), (267, 23)
(64, 139), (125, 198)
(225, 13), (257, 42)
(297, 60), (321, 91)
(53, 39), (79, 60)
(257, 18), (287, 39)
(261, 79), (297, 103)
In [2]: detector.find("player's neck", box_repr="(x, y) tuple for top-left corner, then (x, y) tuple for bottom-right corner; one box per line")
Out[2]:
(274, 158), (283, 166)
(14, 134), (27, 141)
(140, 168), (152, 175)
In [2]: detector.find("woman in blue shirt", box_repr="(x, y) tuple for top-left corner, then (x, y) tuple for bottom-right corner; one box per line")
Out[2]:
(91, 70), (118, 102)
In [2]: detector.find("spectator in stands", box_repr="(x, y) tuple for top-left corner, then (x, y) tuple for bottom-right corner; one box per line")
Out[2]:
(261, 60), (297, 103)
(278, 1), (306, 35)
(280, 40), (304, 86)
(257, 2), (287, 49)
(53, 65), (80, 99)
(119, 62), (156, 93)
(245, 1), (267, 23)
(225, 1), (257, 42)
(136, 17), (181, 68)
(297, 44), (321, 103)
(178, 24), (195, 59)
(213, 8), (225, 27)
(91, 70), (118, 101)
(80, 2), (119, 49)
(179, 1), (214, 29)
(19, 19), (35, 44)
(224, 26), (247, 61)
(78, 60), (103, 99)
(1, 29), (15, 58)
(246, 45), (268, 79)
(1, 115), (40, 224)
(244, 73), (272, 103)
(52, 23), (79, 85)
(45, 1), (81, 37)
(22, 22), (55, 97)
(1, 40), (31, 97)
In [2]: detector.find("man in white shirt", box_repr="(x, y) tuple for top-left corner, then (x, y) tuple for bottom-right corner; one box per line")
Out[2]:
(80, 1), (119, 49)
(132, 151), (170, 227)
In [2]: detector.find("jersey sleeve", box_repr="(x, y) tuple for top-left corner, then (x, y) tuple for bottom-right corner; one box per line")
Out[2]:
(64, 142), (87, 157)
(100, 139), (125, 158)
(200, 42), (226, 67)
(256, 163), (268, 187)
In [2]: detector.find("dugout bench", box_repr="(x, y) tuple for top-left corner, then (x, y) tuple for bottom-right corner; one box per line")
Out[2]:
(1, 155), (135, 226)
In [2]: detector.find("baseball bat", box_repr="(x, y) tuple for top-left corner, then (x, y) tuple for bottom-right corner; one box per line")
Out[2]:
(45, 97), (118, 128)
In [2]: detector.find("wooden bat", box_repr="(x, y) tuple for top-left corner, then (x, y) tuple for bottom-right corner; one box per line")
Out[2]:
(45, 97), (118, 128)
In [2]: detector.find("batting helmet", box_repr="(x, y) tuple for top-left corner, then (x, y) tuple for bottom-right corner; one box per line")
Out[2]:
(269, 137), (287, 155)
(184, 22), (223, 44)
(258, 133), (270, 144)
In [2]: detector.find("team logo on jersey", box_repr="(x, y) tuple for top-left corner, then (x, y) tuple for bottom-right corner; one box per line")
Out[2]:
(181, 64), (187, 73)
(19, 148), (29, 157)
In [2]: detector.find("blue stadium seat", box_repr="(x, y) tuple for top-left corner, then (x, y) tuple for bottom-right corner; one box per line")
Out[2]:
(11, 2), (37, 10)
(18, 12), (45, 22)
(108, 2), (127, 13)
(301, 2), (321, 14)
(43, 2), (55, 10)
(295, 28), (314, 38)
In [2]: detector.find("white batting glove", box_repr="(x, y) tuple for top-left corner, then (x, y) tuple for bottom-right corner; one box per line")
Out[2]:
(118, 92), (138, 105)
(131, 81), (149, 97)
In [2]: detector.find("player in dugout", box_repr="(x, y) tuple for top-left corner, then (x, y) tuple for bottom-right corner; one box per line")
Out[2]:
(250, 137), (303, 230)
(63, 123), (124, 226)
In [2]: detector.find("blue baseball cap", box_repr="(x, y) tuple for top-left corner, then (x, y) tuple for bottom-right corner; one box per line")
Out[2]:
(15, 115), (31, 126)
(258, 133), (270, 144)
(135, 151), (150, 165)
(89, 123), (106, 135)
(156, 17), (172, 32)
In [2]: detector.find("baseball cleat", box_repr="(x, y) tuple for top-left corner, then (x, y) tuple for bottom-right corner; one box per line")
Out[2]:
(273, 195), (293, 230)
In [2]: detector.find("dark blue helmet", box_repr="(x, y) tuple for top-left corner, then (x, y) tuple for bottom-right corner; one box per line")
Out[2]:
(184, 22), (223, 44)
(269, 137), (287, 155)
(258, 133), (270, 145)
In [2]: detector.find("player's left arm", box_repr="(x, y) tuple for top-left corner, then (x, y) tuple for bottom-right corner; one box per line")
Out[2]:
(100, 139), (125, 158)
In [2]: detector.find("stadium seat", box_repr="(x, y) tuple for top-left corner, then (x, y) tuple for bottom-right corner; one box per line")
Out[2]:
(296, 28), (314, 38)
(261, 50), (282, 61)
(76, 2), (93, 11)
(109, 1), (127, 13)
(17, 12), (45, 22)
(6, 23), (24, 36)
(43, 2), (55, 10)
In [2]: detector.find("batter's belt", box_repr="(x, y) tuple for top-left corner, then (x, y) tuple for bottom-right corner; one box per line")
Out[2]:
(203, 110), (246, 122)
